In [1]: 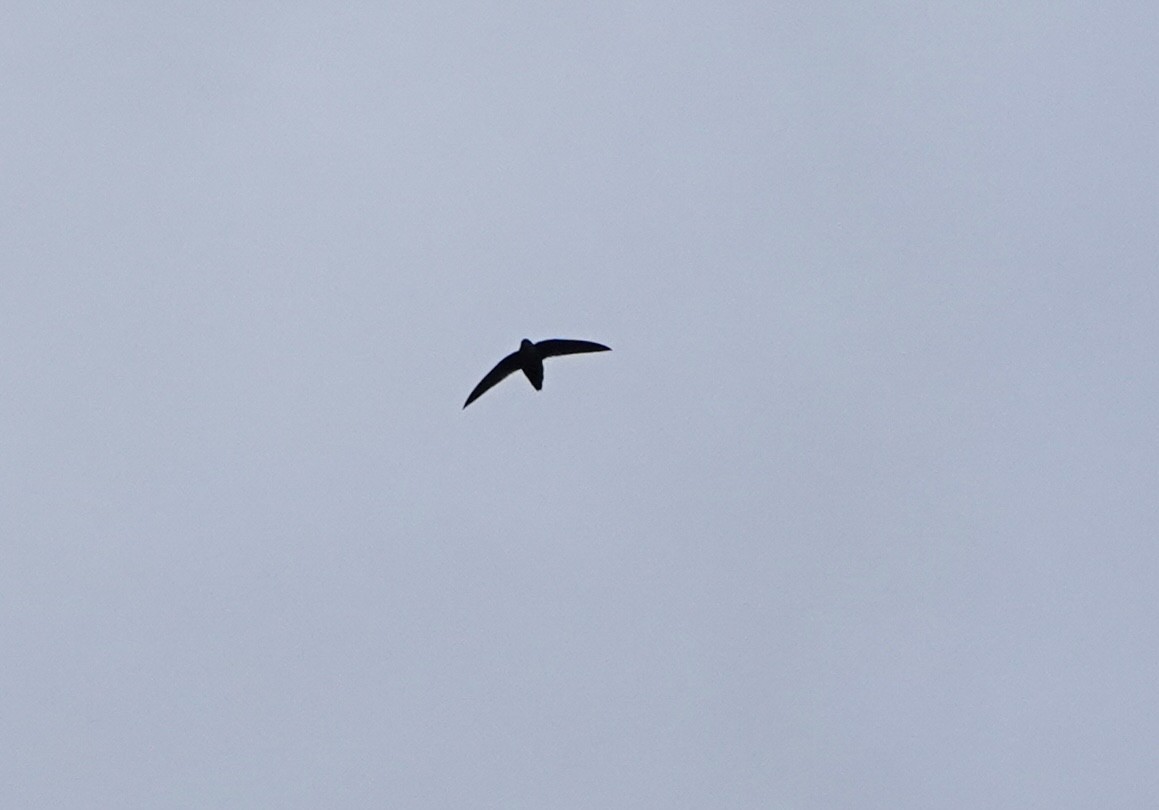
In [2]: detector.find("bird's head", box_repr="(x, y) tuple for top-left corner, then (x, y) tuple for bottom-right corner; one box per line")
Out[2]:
(520, 338), (534, 351)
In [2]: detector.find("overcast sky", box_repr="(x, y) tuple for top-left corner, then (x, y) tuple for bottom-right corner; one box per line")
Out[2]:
(2, 3), (1157, 807)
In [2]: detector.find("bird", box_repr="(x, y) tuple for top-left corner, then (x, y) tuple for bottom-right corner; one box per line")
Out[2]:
(463, 337), (611, 408)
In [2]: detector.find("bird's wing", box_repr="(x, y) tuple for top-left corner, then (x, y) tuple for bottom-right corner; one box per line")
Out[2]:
(536, 339), (612, 358)
(463, 351), (522, 408)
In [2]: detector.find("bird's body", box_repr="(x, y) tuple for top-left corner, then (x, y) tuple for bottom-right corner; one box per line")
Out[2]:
(518, 338), (544, 390)
(463, 337), (611, 408)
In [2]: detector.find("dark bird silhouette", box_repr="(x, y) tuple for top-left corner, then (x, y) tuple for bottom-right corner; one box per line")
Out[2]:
(463, 338), (611, 408)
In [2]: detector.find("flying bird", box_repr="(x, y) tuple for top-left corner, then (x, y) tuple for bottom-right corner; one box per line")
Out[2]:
(463, 338), (611, 408)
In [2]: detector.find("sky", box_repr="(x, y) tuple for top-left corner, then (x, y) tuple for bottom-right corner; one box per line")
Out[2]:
(2, 3), (1157, 807)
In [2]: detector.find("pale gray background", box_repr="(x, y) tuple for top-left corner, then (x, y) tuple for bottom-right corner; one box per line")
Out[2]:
(2, 3), (1157, 807)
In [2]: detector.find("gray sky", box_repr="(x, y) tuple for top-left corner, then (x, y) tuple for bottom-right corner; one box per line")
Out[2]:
(2, 3), (1157, 807)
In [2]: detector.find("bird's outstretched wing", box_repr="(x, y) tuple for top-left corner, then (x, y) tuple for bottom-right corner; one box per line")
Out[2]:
(536, 339), (612, 358)
(463, 351), (522, 408)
